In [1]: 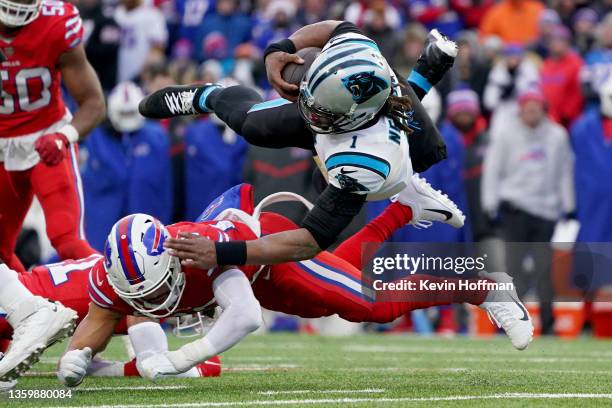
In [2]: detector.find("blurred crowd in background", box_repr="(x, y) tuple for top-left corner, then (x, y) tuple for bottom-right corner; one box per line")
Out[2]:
(18, 0), (612, 336)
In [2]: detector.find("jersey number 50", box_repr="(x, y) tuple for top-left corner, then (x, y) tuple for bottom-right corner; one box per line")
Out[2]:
(0, 67), (52, 114)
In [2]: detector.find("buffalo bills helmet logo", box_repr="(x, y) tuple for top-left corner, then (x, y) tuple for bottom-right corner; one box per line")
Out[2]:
(341, 71), (389, 104)
(104, 239), (112, 269)
(143, 222), (166, 256)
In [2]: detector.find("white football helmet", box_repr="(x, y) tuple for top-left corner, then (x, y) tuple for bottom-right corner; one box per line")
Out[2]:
(0, 0), (41, 27)
(600, 76), (612, 118)
(104, 214), (184, 318)
(299, 42), (392, 134)
(108, 82), (146, 133)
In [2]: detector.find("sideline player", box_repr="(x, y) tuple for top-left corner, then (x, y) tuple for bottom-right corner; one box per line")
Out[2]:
(57, 185), (533, 385)
(0, 255), (221, 388)
(0, 0), (105, 381)
(139, 20), (462, 270)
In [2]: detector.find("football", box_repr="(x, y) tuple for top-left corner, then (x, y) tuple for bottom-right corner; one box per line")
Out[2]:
(281, 46), (322, 95)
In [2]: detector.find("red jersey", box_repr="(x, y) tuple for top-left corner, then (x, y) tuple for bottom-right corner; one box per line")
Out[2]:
(17, 254), (102, 322)
(89, 220), (260, 317)
(0, 0), (84, 137)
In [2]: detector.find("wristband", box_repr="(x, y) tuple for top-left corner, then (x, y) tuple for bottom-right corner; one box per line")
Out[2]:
(214, 241), (247, 266)
(263, 39), (296, 60)
(57, 124), (79, 144)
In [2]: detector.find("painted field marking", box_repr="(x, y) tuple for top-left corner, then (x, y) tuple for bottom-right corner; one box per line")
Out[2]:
(78, 385), (189, 392)
(257, 389), (385, 395)
(43, 393), (612, 408)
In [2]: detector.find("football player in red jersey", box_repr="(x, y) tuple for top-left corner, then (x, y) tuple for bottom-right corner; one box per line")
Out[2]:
(57, 186), (532, 386)
(0, 255), (221, 387)
(0, 0), (105, 270)
(0, 0), (104, 381)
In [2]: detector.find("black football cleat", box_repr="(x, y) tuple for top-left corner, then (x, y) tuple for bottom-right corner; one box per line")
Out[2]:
(138, 84), (224, 119)
(413, 29), (458, 88)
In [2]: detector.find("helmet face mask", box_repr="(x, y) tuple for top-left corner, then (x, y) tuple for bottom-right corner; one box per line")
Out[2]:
(119, 257), (185, 318)
(0, 0), (41, 27)
(104, 214), (186, 318)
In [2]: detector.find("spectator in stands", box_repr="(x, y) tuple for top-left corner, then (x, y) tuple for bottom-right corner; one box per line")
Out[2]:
(480, 0), (544, 45)
(82, 82), (173, 251)
(253, 0), (299, 52)
(581, 12), (612, 103)
(172, 0), (211, 52)
(443, 89), (491, 241)
(541, 25), (584, 128)
(195, 0), (252, 63)
(115, 0), (168, 82)
(450, 0), (494, 29)
(570, 77), (612, 242)
(80, 0), (121, 92)
(484, 43), (540, 135)
(296, 0), (328, 26)
(481, 87), (575, 334)
(445, 30), (492, 104)
(345, 0), (401, 30)
(392, 23), (427, 76)
(363, 6), (400, 60)
(407, 0), (463, 39)
(530, 8), (561, 59)
(572, 8), (598, 56)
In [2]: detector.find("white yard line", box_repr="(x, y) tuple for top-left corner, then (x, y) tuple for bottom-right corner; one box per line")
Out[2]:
(42, 393), (612, 408)
(257, 389), (385, 395)
(78, 385), (189, 392)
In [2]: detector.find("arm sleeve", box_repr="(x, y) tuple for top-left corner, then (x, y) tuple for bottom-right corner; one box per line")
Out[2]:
(167, 269), (262, 371)
(301, 184), (366, 249)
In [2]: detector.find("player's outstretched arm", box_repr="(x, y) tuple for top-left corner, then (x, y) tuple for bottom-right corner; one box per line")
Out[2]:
(57, 303), (122, 387)
(165, 185), (365, 267)
(58, 44), (105, 140)
(139, 269), (261, 379)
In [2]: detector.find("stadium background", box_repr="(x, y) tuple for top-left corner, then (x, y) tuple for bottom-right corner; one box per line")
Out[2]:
(17, 0), (612, 339)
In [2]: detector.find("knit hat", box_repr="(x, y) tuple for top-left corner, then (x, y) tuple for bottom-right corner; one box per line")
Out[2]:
(518, 87), (546, 106)
(573, 8), (598, 24)
(447, 89), (480, 116)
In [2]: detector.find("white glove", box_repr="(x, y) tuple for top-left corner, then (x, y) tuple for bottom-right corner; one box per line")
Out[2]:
(57, 347), (92, 387)
(136, 352), (181, 381)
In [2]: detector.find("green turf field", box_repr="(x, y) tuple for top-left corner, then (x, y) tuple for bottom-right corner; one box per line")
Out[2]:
(4, 333), (612, 407)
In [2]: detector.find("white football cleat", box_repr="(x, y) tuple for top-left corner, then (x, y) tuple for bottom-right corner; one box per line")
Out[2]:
(428, 29), (458, 59)
(479, 272), (534, 350)
(393, 174), (465, 228)
(0, 297), (78, 381)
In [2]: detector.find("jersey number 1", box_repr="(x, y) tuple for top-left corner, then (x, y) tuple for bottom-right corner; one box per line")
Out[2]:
(47, 257), (99, 286)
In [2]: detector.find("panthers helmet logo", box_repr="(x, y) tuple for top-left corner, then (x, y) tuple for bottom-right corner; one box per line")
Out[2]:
(341, 71), (389, 104)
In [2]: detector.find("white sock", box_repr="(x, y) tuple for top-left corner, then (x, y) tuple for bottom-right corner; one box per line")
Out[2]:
(0, 264), (35, 316)
(127, 321), (168, 356)
(87, 358), (124, 377)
